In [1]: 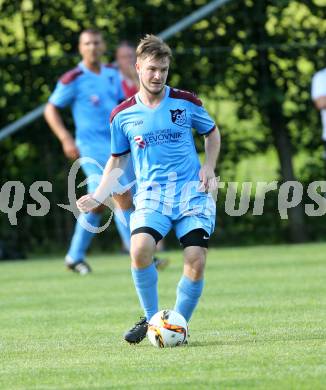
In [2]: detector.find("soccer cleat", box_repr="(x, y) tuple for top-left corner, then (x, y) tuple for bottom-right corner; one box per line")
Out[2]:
(153, 256), (169, 271)
(65, 259), (92, 275)
(124, 317), (148, 344)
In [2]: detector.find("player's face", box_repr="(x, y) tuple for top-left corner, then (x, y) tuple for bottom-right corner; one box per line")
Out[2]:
(116, 46), (136, 74)
(136, 56), (170, 96)
(79, 32), (105, 65)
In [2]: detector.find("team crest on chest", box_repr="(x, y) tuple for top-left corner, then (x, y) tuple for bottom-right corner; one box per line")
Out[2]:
(170, 109), (186, 126)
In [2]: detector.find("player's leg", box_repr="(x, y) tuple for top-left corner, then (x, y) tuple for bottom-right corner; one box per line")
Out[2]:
(66, 204), (105, 274)
(173, 196), (216, 322)
(113, 163), (169, 271)
(65, 160), (104, 274)
(123, 230), (159, 344)
(124, 210), (171, 344)
(174, 229), (208, 322)
(112, 156), (135, 252)
(112, 193), (169, 270)
(112, 190), (133, 252)
(130, 231), (159, 319)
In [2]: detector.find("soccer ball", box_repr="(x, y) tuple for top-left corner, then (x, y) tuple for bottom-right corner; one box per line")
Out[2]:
(147, 309), (188, 348)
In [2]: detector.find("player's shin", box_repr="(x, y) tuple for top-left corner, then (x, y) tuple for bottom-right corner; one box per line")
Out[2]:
(131, 263), (159, 321)
(174, 275), (204, 322)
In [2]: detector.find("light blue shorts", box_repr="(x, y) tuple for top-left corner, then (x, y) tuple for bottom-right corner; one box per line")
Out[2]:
(130, 196), (216, 240)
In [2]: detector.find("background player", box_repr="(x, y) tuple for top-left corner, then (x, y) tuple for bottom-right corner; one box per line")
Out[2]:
(44, 29), (134, 274)
(114, 41), (167, 253)
(76, 34), (221, 343)
(115, 41), (139, 98)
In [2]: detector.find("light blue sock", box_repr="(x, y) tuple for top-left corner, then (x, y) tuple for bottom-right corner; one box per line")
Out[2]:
(174, 275), (204, 322)
(67, 212), (101, 262)
(114, 208), (133, 251)
(131, 263), (158, 321)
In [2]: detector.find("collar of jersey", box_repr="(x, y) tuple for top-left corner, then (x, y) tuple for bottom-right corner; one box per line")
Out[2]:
(78, 61), (104, 76)
(135, 85), (170, 111)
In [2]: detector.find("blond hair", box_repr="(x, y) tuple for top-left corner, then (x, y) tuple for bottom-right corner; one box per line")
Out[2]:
(136, 34), (172, 61)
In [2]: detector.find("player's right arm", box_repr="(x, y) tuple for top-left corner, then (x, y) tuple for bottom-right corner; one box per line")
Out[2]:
(77, 106), (132, 213)
(45, 68), (83, 160)
(44, 103), (79, 160)
(76, 154), (130, 212)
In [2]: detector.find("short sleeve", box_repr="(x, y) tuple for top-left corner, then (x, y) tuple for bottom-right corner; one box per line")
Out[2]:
(110, 116), (130, 156)
(191, 103), (216, 136)
(49, 81), (75, 108)
(312, 70), (326, 100)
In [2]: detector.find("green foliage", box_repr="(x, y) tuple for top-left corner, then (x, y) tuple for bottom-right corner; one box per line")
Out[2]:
(0, 0), (325, 251)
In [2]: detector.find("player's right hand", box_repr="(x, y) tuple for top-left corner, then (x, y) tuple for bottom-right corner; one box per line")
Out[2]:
(76, 194), (100, 213)
(62, 137), (80, 160)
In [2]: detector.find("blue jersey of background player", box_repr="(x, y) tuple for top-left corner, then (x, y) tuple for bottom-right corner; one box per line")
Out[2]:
(44, 28), (134, 274)
(48, 57), (124, 165)
(77, 34), (221, 343)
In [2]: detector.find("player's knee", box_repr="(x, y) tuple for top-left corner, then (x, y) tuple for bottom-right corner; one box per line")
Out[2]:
(130, 236), (155, 267)
(184, 247), (206, 280)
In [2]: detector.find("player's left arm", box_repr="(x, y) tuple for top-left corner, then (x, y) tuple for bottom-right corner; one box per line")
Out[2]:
(191, 97), (221, 192)
(199, 127), (221, 192)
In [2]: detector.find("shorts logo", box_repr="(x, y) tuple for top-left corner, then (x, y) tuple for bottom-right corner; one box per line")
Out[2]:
(170, 109), (186, 126)
(134, 135), (146, 149)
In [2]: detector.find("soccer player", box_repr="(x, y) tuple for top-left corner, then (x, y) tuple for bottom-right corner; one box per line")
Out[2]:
(115, 41), (139, 98)
(76, 34), (220, 343)
(311, 68), (326, 159)
(114, 41), (167, 254)
(44, 29), (134, 274)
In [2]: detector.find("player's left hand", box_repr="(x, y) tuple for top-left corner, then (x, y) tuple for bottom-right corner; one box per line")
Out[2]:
(199, 164), (217, 193)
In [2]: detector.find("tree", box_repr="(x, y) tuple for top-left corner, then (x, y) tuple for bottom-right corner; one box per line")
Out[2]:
(167, 0), (325, 242)
(0, 0), (325, 250)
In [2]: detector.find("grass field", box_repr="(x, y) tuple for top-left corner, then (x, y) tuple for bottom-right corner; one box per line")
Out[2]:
(1, 243), (326, 389)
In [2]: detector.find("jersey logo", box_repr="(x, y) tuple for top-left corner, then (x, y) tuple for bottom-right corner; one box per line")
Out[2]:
(134, 135), (146, 149)
(90, 95), (100, 105)
(170, 109), (186, 126)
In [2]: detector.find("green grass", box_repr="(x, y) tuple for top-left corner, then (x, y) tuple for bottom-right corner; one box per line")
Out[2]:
(1, 244), (326, 389)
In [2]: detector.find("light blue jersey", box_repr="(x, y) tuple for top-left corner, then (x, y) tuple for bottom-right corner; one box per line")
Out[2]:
(49, 61), (125, 165)
(49, 62), (133, 261)
(110, 86), (217, 238)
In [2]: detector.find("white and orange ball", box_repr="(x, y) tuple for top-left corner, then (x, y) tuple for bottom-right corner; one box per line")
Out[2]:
(147, 309), (188, 348)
